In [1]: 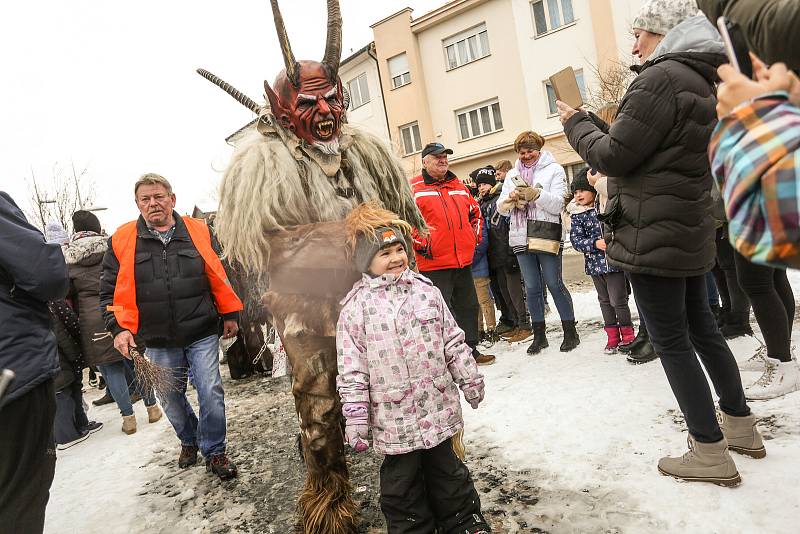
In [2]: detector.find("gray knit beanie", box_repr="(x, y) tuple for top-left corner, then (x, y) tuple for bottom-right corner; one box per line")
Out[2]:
(632, 0), (699, 36)
(354, 226), (407, 274)
(45, 221), (69, 245)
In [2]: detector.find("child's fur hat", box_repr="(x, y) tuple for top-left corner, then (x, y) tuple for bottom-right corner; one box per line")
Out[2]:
(345, 202), (413, 273)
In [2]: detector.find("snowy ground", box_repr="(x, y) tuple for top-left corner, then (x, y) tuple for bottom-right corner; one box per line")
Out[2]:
(45, 269), (800, 533)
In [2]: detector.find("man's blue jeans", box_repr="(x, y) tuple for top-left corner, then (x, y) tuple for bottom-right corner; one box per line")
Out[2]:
(516, 250), (575, 323)
(98, 359), (156, 417)
(146, 334), (227, 457)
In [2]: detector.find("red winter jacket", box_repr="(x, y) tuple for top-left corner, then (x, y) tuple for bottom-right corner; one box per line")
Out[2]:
(411, 170), (483, 272)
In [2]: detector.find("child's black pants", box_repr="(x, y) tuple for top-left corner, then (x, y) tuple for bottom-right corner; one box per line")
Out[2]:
(380, 437), (490, 534)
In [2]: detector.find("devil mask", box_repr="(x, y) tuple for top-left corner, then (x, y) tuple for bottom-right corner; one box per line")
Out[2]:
(265, 0), (344, 155)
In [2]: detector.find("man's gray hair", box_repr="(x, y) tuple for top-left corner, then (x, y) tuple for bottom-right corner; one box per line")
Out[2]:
(134, 173), (173, 196)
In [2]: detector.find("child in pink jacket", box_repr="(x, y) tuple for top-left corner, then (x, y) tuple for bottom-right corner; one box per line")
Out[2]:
(336, 205), (490, 534)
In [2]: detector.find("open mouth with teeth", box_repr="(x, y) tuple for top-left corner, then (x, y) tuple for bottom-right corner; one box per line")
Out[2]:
(314, 120), (335, 139)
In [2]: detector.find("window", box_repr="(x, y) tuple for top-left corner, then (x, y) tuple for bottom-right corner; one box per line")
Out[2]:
(443, 23), (490, 70)
(388, 53), (411, 89)
(400, 122), (422, 155)
(544, 69), (587, 115)
(456, 100), (503, 141)
(347, 73), (370, 110)
(566, 162), (586, 182)
(531, 0), (575, 36)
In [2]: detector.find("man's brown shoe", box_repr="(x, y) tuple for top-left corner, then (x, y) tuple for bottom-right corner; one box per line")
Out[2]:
(178, 445), (199, 468)
(475, 353), (496, 366)
(499, 327), (519, 339)
(207, 454), (238, 480)
(506, 328), (533, 343)
(147, 404), (163, 424)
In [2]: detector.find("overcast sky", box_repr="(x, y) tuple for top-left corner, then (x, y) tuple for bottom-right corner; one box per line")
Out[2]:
(1, 0), (443, 232)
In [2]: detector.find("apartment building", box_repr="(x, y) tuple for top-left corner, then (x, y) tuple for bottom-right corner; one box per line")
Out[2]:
(370, 0), (646, 181)
(339, 43), (392, 142)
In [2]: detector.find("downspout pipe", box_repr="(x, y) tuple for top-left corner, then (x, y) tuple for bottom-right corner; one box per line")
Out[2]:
(367, 42), (392, 142)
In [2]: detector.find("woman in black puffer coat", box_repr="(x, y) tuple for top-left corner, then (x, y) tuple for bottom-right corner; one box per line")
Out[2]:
(558, 3), (762, 487)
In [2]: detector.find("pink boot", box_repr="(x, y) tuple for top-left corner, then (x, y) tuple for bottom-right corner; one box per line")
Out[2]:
(619, 325), (636, 346)
(604, 326), (621, 354)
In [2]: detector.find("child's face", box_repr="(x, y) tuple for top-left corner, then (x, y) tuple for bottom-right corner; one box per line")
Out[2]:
(574, 189), (596, 206)
(477, 183), (492, 196)
(368, 243), (408, 276)
(496, 170), (507, 181)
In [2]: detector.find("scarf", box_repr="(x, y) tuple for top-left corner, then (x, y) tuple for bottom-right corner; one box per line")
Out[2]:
(512, 158), (539, 230)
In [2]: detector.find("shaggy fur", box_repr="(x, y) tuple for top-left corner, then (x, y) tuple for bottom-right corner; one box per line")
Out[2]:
(343, 202), (413, 259)
(296, 470), (357, 534)
(216, 119), (426, 273)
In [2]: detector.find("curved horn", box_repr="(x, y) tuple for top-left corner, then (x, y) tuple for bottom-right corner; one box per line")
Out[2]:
(196, 68), (261, 115)
(322, 0), (342, 81)
(269, 0), (300, 86)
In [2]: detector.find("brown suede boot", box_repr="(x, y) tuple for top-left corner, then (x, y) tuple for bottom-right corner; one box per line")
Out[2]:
(658, 436), (741, 487)
(718, 411), (766, 459)
(147, 404), (163, 424)
(122, 415), (137, 435)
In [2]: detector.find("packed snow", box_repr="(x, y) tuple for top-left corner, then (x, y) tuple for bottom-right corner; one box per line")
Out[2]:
(45, 272), (800, 533)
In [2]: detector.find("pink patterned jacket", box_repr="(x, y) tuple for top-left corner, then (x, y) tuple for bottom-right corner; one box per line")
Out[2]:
(336, 268), (484, 455)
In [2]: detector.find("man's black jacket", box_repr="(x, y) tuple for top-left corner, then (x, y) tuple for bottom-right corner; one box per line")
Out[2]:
(99, 213), (238, 348)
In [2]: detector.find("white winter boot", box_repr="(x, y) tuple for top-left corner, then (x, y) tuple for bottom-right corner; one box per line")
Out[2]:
(745, 357), (800, 400)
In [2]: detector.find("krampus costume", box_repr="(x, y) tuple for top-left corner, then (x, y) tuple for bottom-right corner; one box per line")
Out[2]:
(198, 1), (425, 532)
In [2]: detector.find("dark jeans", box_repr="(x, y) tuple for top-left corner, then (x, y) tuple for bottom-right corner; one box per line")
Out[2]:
(380, 438), (490, 534)
(591, 272), (632, 326)
(491, 266), (528, 328)
(734, 251), (795, 362)
(489, 270), (512, 326)
(0, 379), (57, 533)
(705, 272), (719, 307)
(629, 273), (750, 443)
(422, 266), (480, 350)
(715, 226), (751, 315)
(54, 378), (89, 445)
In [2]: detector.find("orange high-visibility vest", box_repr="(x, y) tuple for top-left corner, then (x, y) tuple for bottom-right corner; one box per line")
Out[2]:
(108, 216), (243, 333)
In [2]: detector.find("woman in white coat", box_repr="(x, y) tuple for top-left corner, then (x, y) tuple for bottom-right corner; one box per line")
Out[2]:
(497, 131), (577, 354)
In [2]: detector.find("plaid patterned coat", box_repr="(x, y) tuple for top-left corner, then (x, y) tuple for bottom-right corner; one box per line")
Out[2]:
(709, 94), (800, 268)
(336, 269), (483, 455)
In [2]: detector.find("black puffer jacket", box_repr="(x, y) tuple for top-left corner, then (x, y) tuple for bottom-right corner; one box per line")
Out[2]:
(0, 192), (69, 405)
(564, 15), (725, 277)
(100, 213), (238, 348)
(479, 186), (516, 271)
(65, 233), (122, 367)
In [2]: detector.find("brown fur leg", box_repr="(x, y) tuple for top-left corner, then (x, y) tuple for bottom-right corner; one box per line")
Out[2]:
(267, 291), (358, 534)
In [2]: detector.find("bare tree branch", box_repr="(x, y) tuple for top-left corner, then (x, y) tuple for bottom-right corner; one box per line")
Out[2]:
(24, 162), (96, 233)
(584, 57), (636, 111)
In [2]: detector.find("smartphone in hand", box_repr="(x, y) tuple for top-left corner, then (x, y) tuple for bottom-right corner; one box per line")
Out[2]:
(717, 17), (753, 79)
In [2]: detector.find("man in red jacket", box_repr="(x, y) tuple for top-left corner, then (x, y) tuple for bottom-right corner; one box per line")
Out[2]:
(412, 143), (496, 365)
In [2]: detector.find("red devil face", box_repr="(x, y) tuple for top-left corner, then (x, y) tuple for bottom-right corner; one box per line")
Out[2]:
(265, 61), (344, 154)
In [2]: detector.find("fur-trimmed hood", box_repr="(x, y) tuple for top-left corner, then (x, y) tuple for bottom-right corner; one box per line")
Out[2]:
(64, 233), (107, 266)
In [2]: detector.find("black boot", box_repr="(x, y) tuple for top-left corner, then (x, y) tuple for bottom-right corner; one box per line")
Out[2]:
(719, 312), (753, 339)
(92, 390), (115, 406)
(526, 322), (549, 355)
(716, 305), (731, 328)
(619, 322), (648, 354)
(626, 339), (658, 364)
(560, 320), (580, 352)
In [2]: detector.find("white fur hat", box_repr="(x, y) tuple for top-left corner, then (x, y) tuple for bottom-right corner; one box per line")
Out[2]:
(632, 0), (699, 36)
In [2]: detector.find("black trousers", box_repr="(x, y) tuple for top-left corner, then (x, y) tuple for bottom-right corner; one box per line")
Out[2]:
(380, 438), (490, 534)
(422, 266), (480, 350)
(629, 273), (750, 443)
(714, 225), (751, 315)
(488, 270), (512, 327)
(734, 251), (795, 362)
(0, 379), (57, 533)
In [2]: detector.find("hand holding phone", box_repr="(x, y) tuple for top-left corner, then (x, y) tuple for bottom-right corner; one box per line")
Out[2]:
(717, 17), (753, 79)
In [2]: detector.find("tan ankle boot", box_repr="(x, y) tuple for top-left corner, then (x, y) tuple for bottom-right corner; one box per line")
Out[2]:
(658, 436), (741, 487)
(147, 404), (163, 424)
(122, 415), (137, 435)
(718, 411), (766, 458)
